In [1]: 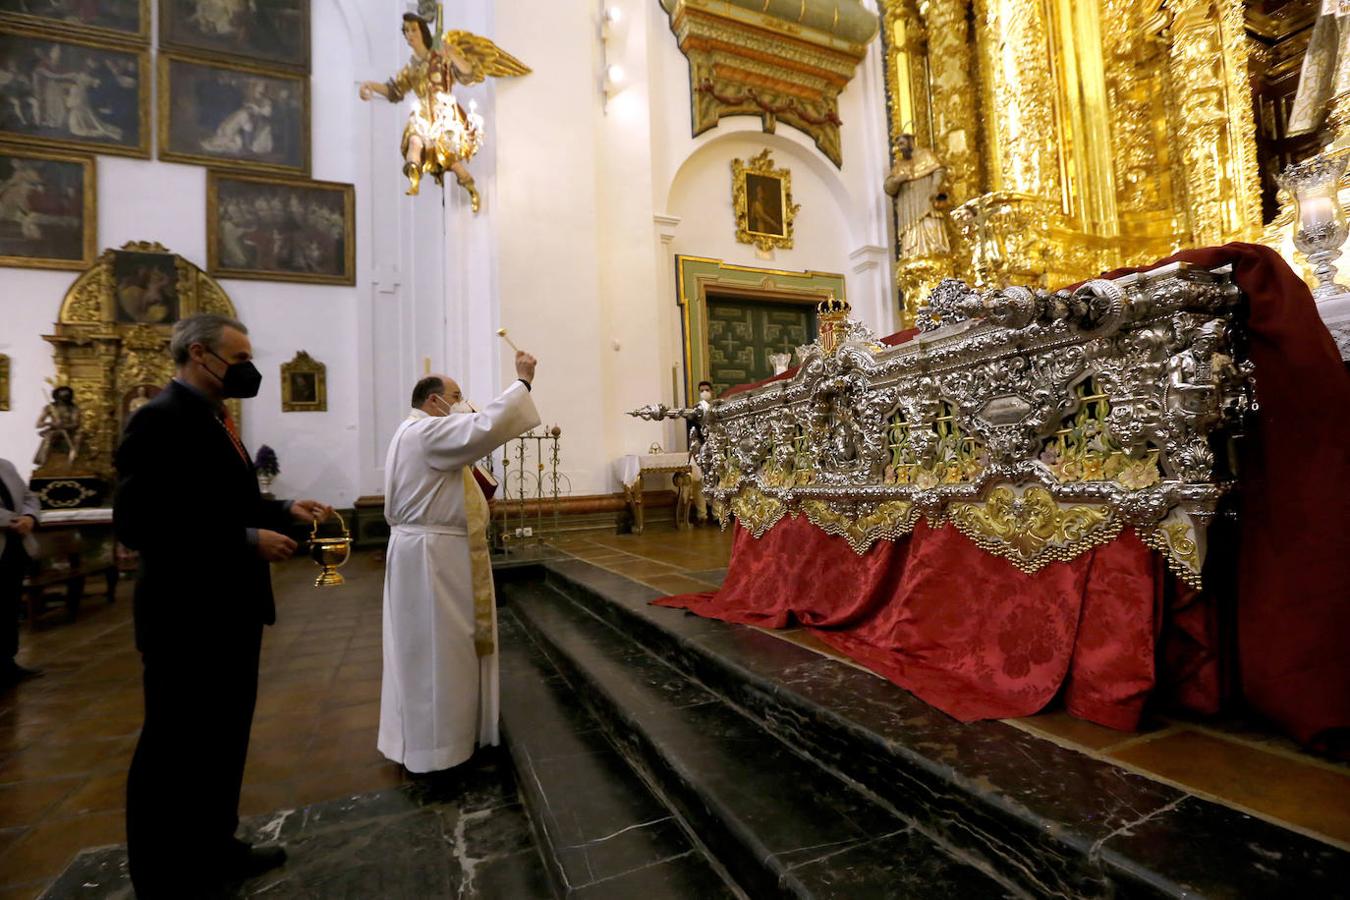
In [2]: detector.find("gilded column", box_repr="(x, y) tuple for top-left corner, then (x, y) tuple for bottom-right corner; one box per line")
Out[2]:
(921, 0), (982, 206)
(971, 0), (1063, 204)
(1162, 0), (1262, 246)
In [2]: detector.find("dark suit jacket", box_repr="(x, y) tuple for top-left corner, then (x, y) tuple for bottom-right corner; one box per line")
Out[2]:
(114, 381), (292, 654)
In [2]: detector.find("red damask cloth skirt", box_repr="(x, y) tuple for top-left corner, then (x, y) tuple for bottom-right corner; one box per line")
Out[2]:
(656, 244), (1350, 749)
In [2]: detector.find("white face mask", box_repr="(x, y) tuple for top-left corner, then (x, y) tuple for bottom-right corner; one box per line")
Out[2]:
(699, 390), (712, 401)
(449, 400), (473, 414)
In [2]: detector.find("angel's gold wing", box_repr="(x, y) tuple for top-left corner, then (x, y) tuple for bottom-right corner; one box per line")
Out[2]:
(440, 30), (531, 84)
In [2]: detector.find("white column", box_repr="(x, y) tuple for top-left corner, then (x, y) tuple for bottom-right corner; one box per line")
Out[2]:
(850, 244), (895, 336)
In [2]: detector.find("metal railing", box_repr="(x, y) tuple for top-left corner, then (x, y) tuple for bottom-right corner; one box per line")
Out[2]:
(494, 426), (567, 551)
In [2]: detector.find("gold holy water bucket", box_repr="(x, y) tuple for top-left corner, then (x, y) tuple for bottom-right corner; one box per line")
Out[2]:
(309, 510), (352, 587)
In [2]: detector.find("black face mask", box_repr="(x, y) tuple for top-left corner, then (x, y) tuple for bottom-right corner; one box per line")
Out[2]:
(205, 350), (263, 399)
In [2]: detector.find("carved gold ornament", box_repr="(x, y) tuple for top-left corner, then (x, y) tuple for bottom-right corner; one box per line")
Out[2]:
(43, 242), (240, 480)
(732, 150), (801, 252)
(877, 0), (1262, 294)
(661, 0), (878, 167)
(802, 499), (919, 554)
(947, 486), (1120, 574)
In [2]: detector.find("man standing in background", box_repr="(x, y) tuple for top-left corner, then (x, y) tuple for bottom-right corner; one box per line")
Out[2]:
(0, 457), (40, 689)
(380, 352), (540, 773)
(115, 314), (331, 896)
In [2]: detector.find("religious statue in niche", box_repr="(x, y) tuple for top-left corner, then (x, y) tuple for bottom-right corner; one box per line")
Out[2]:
(884, 134), (950, 259)
(357, 13), (530, 210)
(33, 384), (83, 468)
(1287, 1), (1350, 141)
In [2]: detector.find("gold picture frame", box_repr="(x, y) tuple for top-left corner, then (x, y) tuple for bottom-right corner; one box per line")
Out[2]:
(0, 0), (150, 45)
(158, 0), (309, 72)
(0, 144), (96, 270)
(281, 351), (326, 412)
(732, 150), (800, 252)
(206, 171), (354, 285)
(0, 26), (151, 158)
(0, 353), (9, 411)
(158, 53), (311, 176)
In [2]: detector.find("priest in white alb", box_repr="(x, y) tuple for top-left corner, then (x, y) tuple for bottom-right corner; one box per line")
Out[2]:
(379, 351), (540, 772)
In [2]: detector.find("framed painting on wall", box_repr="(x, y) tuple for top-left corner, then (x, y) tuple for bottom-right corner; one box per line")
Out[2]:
(159, 0), (309, 71)
(0, 354), (9, 411)
(207, 171), (354, 285)
(0, 27), (150, 157)
(159, 54), (309, 175)
(0, 144), (96, 270)
(0, 0), (149, 45)
(732, 149), (799, 252)
(111, 247), (182, 324)
(280, 350), (325, 412)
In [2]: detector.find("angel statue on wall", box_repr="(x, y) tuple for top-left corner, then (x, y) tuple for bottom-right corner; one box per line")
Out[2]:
(884, 133), (951, 259)
(358, 13), (530, 211)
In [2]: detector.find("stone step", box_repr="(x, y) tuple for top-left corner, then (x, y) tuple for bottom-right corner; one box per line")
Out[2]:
(498, 609), (738, 899)
(502, 578), (1013, 899)
(534, 558), (1350, 900)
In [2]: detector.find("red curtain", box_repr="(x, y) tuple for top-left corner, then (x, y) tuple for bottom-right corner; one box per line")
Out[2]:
(661, 244), (1350, 748)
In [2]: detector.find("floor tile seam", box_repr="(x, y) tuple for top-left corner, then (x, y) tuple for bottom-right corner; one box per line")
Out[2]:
(1089, 755), (1350, 853)
(1173, 723), (1350, 777)
(1006, 717), (1350, 847)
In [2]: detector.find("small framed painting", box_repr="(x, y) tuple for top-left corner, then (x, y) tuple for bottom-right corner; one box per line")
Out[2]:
(111, 247), (183, 324)
(281, 350), (325, 412)
(0, 27), (150, 157)
(0, 0), (149, 45)
(732, 149), (799, 252)
(0, 354), (9, 411)
(159, 54), (309, 175)
(207, 171), (354, 285)
(0, 144), (95, 270)
(159, 0), (309, 71)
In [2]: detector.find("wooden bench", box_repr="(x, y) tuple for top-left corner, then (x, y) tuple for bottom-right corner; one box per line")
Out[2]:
(21, 530), (119, 627)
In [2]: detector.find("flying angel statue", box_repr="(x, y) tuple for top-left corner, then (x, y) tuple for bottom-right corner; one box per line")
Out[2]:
(359, 14), (530, 211)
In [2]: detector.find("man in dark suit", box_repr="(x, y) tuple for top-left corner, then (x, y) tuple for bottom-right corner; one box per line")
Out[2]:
(115, 314), (331, 896)
(0, 457), (41, 688)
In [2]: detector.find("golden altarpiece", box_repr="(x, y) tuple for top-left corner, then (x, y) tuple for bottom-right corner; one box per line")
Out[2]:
(876, 0), (1333, 324)
(35, 242), (239, 506)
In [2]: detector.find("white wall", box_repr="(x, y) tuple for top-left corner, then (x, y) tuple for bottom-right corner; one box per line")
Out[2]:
(0, 0), (369, 508)
(2, 0), (895, 503)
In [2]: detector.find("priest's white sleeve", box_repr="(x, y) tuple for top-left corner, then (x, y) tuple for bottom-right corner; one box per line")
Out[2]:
(419, 380), (541, 471)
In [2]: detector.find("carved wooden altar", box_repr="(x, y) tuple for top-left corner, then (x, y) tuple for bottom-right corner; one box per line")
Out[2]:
(39, 241), (240, 490)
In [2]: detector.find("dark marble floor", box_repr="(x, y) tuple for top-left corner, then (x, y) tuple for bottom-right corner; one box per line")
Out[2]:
(40, 749), (550, 899)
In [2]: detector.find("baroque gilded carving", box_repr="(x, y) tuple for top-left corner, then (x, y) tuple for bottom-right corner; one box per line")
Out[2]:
(661, 0), (879, 167)
(42, 242), (239, 480)
(634, 263), (1253, 586)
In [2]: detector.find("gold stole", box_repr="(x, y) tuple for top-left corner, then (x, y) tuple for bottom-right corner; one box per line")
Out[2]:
(461, 466), (495, 657)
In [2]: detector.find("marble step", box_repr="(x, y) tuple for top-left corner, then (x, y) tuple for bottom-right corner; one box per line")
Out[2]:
(498, 609), (739, 899)
(536, 558), (1350, 900)
(503, 579), (1014, 900)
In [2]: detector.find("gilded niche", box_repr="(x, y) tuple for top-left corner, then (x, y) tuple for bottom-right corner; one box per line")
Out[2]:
(42, 242), (240, 482)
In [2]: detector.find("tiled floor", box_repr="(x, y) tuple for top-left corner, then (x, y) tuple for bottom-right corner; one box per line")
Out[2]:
(547, 524), (1350, 852)
(0, 555), (404, 900)
(2, 523), (1346, 897)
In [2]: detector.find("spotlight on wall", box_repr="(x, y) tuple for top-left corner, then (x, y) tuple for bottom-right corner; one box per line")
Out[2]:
(605, 64), (626, 90)
(603, 5), (623, 31)
(599, 1), (626, 111)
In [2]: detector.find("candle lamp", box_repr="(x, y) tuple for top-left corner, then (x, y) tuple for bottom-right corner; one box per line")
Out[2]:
(1277, 153), (1349, 301)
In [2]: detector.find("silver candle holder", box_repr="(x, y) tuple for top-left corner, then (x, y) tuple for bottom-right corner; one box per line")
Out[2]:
(1277, 153), (1349, 301)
